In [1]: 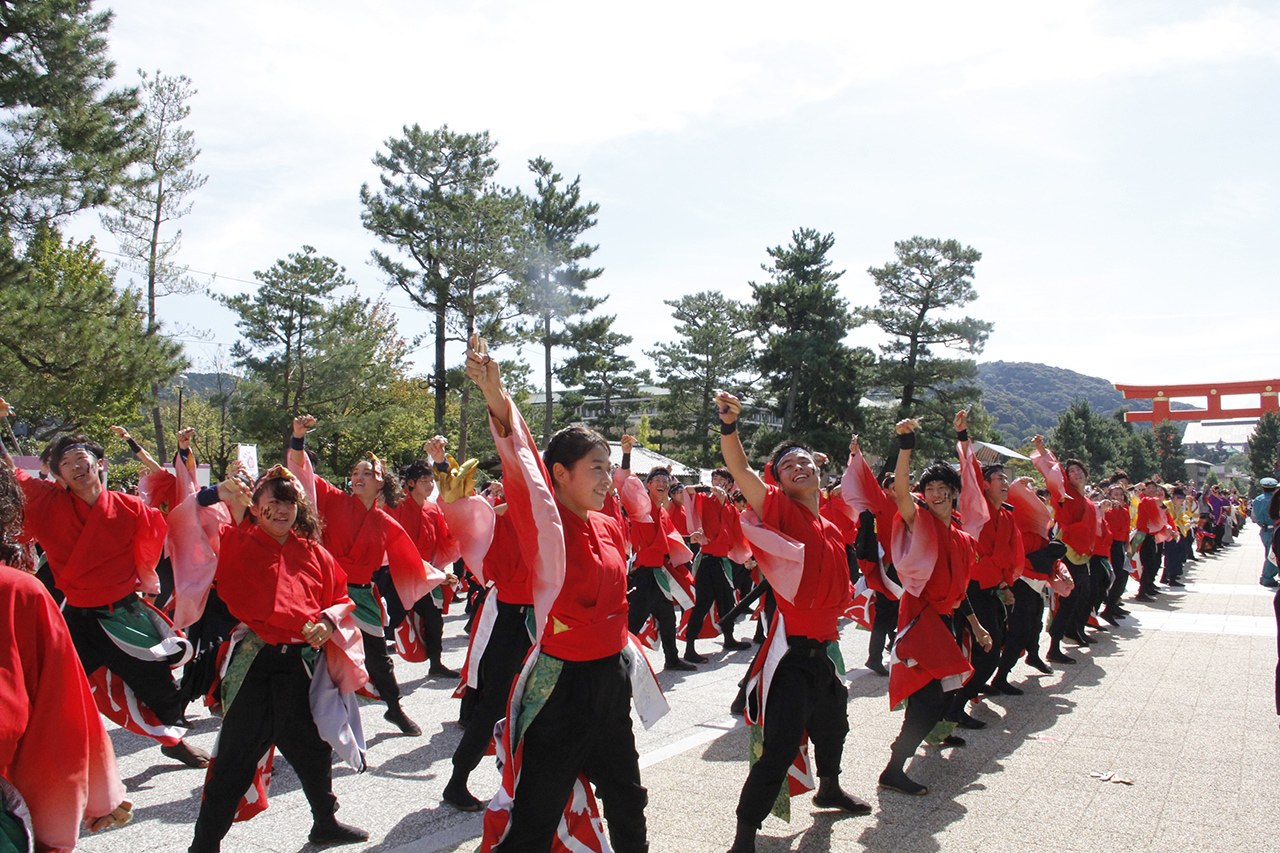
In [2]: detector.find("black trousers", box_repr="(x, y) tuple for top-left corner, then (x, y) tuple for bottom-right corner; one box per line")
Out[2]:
(867, 592), (899, 665)
(686, 555), (738, 645)
(451, 601), (533, 778)
(627, 567), (678, 661)
(63, 596), (187, 726)
(889, 679), (947, 768)
(964, 583), (1006, 697)
(496, 654), (647, 853)
(190, 645), (335, 852)
(1048, 558), (1090, 640)
(1137, 536), (1161, 595)
(1088, 555), (1113, 615)
(1162, 535), (1186, 582)
(736, 640), (849, 830)
(999, 579), (1045, 673)
(1106, 541), (1129, 607)
(375, 566), (445, 662)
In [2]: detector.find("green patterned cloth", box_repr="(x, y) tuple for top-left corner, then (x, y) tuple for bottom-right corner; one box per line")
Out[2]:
(747, 723), (792, 822)
(513, 653), (563, 746)
(349, 586), (383, 635)
(221, 632), (318, 711)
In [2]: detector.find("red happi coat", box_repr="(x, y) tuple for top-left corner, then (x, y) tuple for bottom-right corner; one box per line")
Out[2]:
(287, 458), (441, 610)
(17, 469), (165, 607)
(888, 506), (976, 709)
(0, 567), (125, 852)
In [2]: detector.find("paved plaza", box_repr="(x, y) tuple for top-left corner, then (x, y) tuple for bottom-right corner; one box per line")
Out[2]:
(80, 525), (1280, 853)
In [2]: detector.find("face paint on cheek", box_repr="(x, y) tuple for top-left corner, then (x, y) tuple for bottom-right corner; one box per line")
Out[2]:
(261, 506), (274, 521)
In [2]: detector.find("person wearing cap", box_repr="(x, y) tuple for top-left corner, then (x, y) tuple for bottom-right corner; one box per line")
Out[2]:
(1255, 477), (1279, 587)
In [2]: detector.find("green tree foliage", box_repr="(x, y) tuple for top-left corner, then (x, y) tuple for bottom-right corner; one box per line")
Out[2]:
(220, 246), (414, 475)
(0, 227), (185, 441)
(1153, 420), (1186, 483)
(512, 157), (604, 445)
(750, 228), (873, 453)
(0, 0), (143, 231)
(861, 237), (991, 458)
(101, 69), (207, 459)
(1248, 411), (1280, 485)
(558, 314), (650, 440)
(1047, 398), (1158, 482)
(360, 124), (521, 435)
(647, 290), (756, 468)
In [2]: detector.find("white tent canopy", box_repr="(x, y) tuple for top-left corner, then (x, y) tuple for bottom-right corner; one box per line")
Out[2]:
(607, 443), (698, 478)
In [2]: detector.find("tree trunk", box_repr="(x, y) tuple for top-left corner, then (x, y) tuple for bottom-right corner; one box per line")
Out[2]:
(149, 181), (166, 459)
(543, 312), (553, 445)
(433, 281), (448, 431)
(150, 384), (167, 461)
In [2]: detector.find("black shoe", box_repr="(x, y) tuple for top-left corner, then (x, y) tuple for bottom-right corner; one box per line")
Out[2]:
(1133, 593), (1156, 602)
(309, 820), (369, 846)
(1100, 611), (1120, 627)
(866, 659), (889, 676)
(955, 712), (986, 730)
(1167, 581), (1186, 588)
(683, 650), (709, 664)
(665, 658), (697, 672)
(1261, 579), (1279, 589)
(1067, 631), (1092, 647)
(940, 734), (966, 747)
(1024, 656), (1053, 674)
(384, 706), (422, 736)
(723, 637), (752, 651)
(1114, 606), (1130, 616)
(1046, 650), (1077, 665)
(878, 768), (928, 795)
(442, 781), (484, 812)
(812, 788), (873, 815)
(429, 662), (461, 678)
(989, 679), (1024, 696)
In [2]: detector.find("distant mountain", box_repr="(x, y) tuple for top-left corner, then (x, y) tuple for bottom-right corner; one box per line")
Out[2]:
(976, 361), (1199, 446)
(157, 372), (240, 400)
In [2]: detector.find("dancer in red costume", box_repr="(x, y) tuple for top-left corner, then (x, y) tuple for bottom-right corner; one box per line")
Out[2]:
(188, 466), (369, 852)
(288, 415), (444, 736)
(878, 417), (992, 797)
(0, 397), (209, 769)
(0, 453), (132, 852)
(715, 391), (869, 853)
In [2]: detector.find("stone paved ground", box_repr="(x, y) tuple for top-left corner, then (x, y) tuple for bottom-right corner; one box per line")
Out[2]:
(79, 524), (1280, 853)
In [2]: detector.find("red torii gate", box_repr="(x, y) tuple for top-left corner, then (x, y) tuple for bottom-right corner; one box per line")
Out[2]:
(1113, 379), (1280, 423)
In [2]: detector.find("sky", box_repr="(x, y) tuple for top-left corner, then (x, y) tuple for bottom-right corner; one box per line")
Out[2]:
(64, 0), (1280, 401)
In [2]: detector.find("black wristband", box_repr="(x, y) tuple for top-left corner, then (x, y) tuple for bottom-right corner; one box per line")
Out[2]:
(196, 485), (221, 507)
(956, 429), (969, 443)
(290, 435), (306, 451)
(126, 438), (142, 454)
(177, 446), (190, 461)
(621, 451), (631, 469)
(720, 420), (737, 435)
(897, 432), (916, 450)
(434, 461), (450, 472)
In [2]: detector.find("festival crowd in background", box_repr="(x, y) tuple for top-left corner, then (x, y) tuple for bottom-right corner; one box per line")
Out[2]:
(1, 349), (1277, 853)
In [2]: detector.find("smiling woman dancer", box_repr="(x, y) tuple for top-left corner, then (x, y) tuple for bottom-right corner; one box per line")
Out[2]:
(714, 391), (869, 853)
(288, 416), (440, 736)
(188, 467), (369, 852)
(466, 340), (650, 853)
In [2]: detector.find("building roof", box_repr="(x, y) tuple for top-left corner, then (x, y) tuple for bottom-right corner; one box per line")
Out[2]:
(608, 442), (699, 478)
(1181, 418), (1258, 449)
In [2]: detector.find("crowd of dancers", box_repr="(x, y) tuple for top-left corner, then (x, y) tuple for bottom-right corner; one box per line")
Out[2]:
(0, 348), (1275, 853)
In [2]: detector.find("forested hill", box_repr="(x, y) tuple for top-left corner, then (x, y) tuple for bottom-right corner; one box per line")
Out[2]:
(976, 361), (1198, 446)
